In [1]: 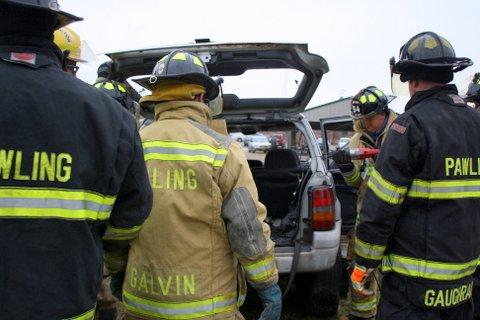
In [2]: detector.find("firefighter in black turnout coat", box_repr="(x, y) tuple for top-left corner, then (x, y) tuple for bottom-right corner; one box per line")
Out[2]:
(0, 1), (152, 319)
(351, 31), (480, 320)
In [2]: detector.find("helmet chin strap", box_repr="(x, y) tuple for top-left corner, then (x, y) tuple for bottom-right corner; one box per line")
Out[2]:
(61, 49), (70, 71)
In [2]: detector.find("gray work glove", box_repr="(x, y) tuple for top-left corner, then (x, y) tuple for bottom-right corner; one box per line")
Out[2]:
(256, 284), (282, 320)
(331, 149), (354, 172)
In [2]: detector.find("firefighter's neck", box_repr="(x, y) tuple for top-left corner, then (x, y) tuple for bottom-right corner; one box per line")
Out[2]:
(409, 80), (446, 97)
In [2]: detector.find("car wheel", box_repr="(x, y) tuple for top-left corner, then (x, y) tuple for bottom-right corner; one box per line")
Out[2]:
(306, 250), (341, 317)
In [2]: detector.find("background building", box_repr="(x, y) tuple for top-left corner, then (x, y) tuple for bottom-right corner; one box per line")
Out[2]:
(303, 97), (352, 122)
(303, 97), (352, 131)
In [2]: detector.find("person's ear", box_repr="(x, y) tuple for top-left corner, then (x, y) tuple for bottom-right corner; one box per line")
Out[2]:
(194, 93), (205, 102)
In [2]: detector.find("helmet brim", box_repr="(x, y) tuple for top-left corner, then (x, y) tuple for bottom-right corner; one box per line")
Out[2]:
(135, 73), (219, 101)
(0, 1), (83, 28)
(395, 57), (472, 75)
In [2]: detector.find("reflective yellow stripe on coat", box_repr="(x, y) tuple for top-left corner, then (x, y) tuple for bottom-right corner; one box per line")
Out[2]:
(243, 256), (277, 284)
(143, 140), (228, 167)
(408, 179), (480, 199)
(382, 254), (478, 281)
(351, 294), (377, 312)
(0, 187), (115, 220)
(354, 238), (386, 261)
(343, 167), (361, 185)
(367, 168), (407, 205)
(123, 290), (237, 319)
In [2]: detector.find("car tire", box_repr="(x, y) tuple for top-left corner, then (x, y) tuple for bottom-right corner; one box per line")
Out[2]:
(306, 250), (341, 317)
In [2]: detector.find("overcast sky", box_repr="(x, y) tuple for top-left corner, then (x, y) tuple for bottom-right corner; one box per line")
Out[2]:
(62, 0), (480, 113)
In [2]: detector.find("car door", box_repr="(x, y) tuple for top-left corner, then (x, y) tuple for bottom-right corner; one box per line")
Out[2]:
(320, 117), (358, 233)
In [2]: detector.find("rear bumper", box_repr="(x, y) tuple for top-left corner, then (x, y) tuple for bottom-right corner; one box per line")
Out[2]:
(275, 220), (341, 274)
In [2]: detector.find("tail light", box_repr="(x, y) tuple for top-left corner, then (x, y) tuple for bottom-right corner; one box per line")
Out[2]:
(310, 186), (336, 231)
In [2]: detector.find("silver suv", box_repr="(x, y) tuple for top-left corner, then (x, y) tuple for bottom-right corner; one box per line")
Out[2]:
(107, 42), (342, 317)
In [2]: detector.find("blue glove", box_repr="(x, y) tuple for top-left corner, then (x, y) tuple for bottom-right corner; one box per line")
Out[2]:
(256, 284), (282, 320)
(109, 271), (125, 301)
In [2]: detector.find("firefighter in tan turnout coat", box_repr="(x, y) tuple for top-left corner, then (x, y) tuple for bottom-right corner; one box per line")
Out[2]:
(115, 51), (282, 320)
(332, 86), (397, 320)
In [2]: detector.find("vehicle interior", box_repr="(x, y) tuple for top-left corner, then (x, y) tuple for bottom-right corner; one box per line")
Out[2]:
(227, 120), (313, 247)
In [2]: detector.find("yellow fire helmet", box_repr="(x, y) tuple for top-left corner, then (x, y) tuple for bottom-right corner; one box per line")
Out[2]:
(54, 27), (88, 63)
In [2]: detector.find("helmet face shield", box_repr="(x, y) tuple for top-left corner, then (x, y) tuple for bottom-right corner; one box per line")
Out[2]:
(208, 95), (223, 117)
(207, 78), (224, 117)
(391, 72), (410, 97)
(389, 56), (409, 96)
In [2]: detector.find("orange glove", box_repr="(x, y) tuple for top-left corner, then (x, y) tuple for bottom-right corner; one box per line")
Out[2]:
(350, 264), (374, 297)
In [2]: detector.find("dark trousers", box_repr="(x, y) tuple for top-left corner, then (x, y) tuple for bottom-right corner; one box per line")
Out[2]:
(376, 274), (474, 320)
(473, 269), (480, 320)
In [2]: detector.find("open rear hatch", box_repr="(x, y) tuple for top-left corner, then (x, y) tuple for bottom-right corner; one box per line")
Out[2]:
(107, 42), (329, 115)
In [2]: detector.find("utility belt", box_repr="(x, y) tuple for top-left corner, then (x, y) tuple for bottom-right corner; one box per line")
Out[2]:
(382, 274), (473, 310)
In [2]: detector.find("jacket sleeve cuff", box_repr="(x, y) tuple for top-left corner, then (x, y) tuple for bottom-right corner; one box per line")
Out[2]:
(240, 255), (279, 289)
(354, 237), (385, 269)
(342, 166), (361, 186)
(355, 255), (381, 269)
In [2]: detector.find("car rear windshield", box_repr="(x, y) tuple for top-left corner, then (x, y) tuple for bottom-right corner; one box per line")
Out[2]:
(221, 69), (304, 99)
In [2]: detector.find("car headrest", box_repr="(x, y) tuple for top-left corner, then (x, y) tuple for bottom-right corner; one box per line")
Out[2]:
(247, 159), (264, 168)
(265, 149), (300, 169)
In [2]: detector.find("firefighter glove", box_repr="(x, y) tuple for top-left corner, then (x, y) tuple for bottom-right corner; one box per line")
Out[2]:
(350, 264), (374, 298)
(110, 271), (125, 301)
(257, 283), (282, 320)
(332, 149), (354, 172)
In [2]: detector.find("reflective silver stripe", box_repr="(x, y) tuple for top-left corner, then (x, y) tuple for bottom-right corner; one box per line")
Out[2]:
(124, 296), (236, 316)
(143, 147), (227, 162)
(409, 185), (480, 193)
(408, 179), (480, 199)
(244, 257), (277, 283)
(367, 169), (407, 205)
(0, 188), (115, 220)
(382, 254), (478, 281)
(245, 259), (276, 277)
(189, 121), (232, 149)
(354, 238), (385, 261)
(0, 198), (113, 212)
(123, 290), (237, 319)
(369, 175), (404, 202)
(351, 296), (377, 311)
